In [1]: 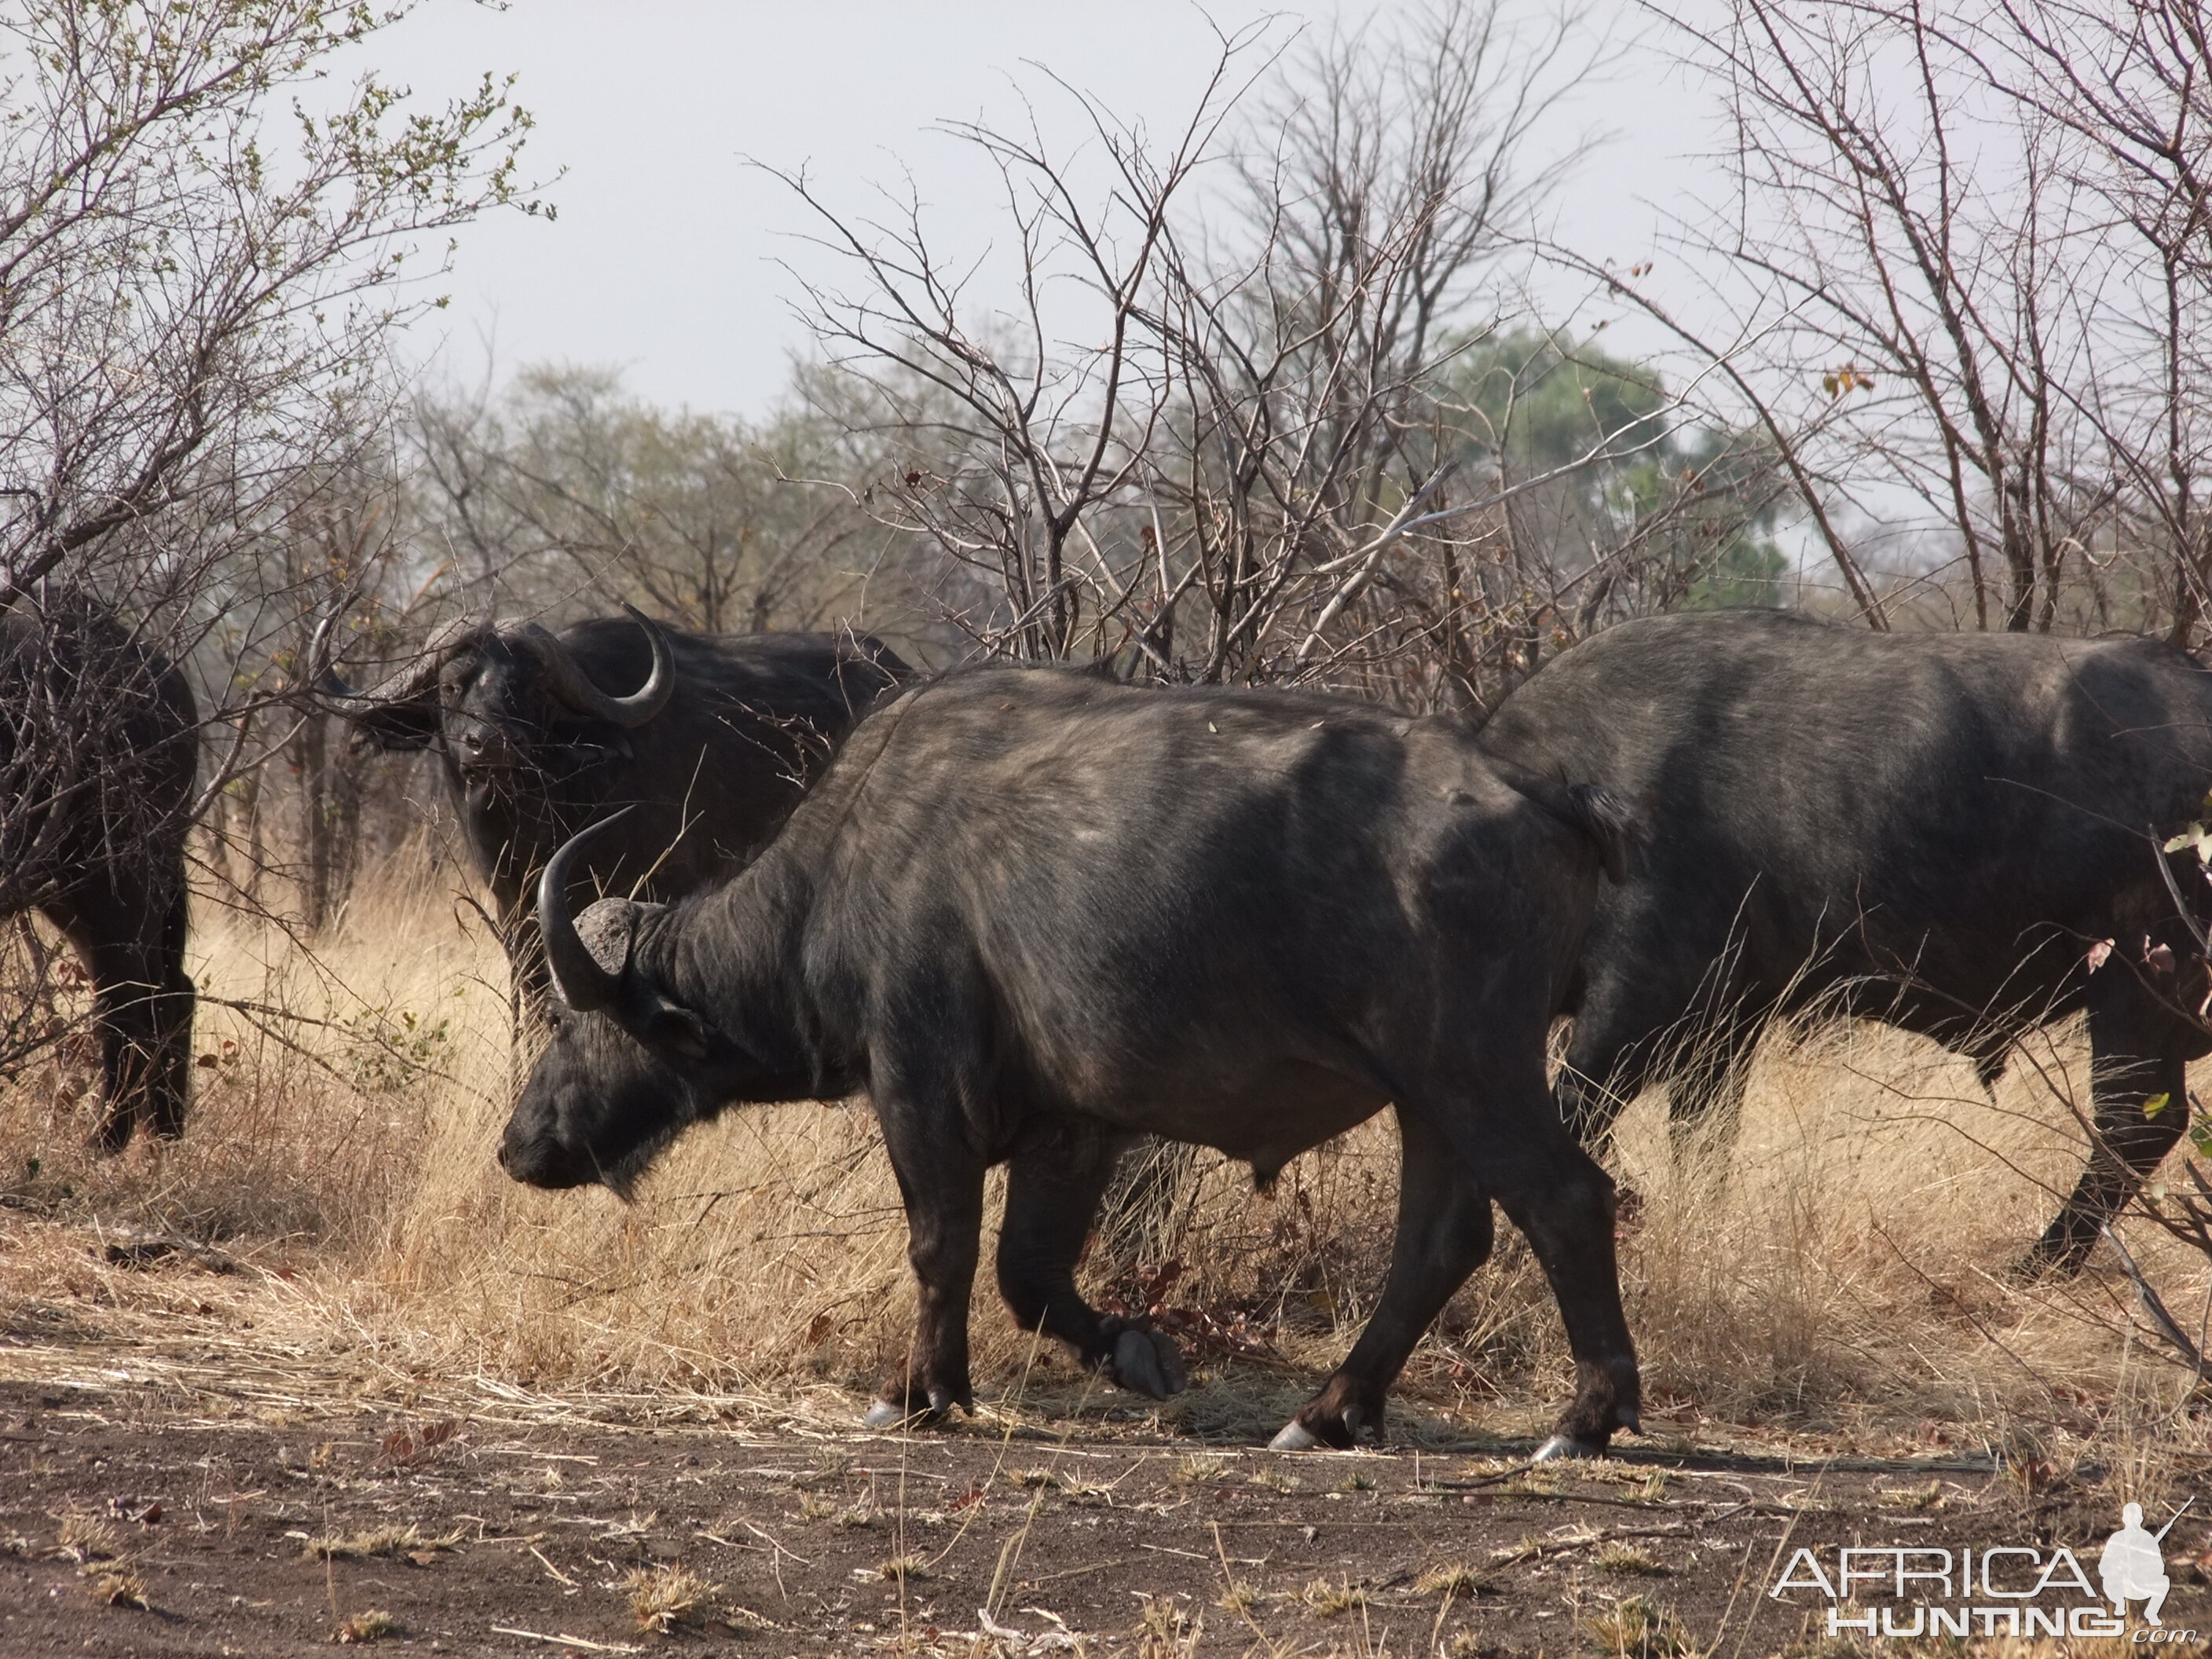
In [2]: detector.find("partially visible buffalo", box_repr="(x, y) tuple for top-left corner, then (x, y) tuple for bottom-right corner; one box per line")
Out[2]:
(499, 668), (1646, 1456)
(1480, 609), (2212, 1271)
(1, 598), (197, 1149)
(320, 609), (908, 1016)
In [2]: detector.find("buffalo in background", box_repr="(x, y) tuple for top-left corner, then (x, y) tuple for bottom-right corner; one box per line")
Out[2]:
(500, 668), (1646, 1456)
(320, 608), (908, 1020)
(1481, 609), (2212, 1272)
(1, 596), (198, 1150)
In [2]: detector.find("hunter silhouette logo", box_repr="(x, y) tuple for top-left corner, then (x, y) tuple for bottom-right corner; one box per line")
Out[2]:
(2101, 1498), (2191, 1625)
(1769, 1493), (2201, 1639)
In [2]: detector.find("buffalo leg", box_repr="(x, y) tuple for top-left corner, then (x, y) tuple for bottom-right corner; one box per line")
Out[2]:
(866, 1097), (988, 1428)
(1555, 991), (1683, 1150)
(43, 885), (193, 1152)
(1439, 1083), (1640, 1456)
(141, 882), (195, 1140)
(997, 1128), (1187, 1400)
(2024, 984), (2191, 1276)
(1270, 1108), (1493, 1451)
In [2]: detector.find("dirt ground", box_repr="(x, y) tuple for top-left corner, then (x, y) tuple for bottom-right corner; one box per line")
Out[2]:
(0, 1353), (2202, 1659)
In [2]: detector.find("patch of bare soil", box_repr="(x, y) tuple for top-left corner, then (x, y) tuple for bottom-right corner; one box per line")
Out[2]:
(0, 1359), (2202, 1659)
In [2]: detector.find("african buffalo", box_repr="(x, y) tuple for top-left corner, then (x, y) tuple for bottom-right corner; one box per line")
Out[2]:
(499, 668), (1646, 1456)
(320, 609), (907, 1018)
(1, 599), (198, 1149)
(1480, 608), (2212, 1272)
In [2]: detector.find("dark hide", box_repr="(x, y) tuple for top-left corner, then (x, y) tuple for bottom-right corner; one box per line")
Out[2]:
(500, 668), (1645, 1455)
(1480, 609), (2212, 1272)
(0, 599), (198, 1149)
(326, 613), (908, 1020)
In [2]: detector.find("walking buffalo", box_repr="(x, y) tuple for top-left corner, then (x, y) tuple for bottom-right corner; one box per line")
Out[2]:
(1481, 609), (2212, 1272)
(499, 668), (1645, 1456)
(1, 598), (198, 1149)
(319, 608), (907, 1019)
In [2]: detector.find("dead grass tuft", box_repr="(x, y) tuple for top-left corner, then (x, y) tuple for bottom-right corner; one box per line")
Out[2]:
(1214, 1579), (1264, 1613)
(1415, 1561), (1494, 1597)
(302, 1524), (462, 1561)
(1299, 1576), (1364, 1617)
(1595, 1544), (1671, 1576)
(56, 1512), (120, 1562)
(335, 1609), (399, 1643)
(621, 1564), (718, 1634)
(87, 1569), (146, 1610)
(1133, 1593), (1199, 1657)
(1584, 1593), (1701, 1659)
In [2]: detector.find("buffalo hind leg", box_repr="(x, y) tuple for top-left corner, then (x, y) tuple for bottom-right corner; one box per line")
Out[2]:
(141, 883), (195, 1141)
(42, 889), (192, 1153)
(1270, 1108), (1493, 1451)
(866, 1093), (988, 1429)
(997, 1126), (1186, 1400)
(2023, 987), (2191, 1276)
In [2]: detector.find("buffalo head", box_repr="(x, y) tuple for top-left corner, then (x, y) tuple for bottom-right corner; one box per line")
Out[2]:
(496, 813), (782, 1193)
(318, 605), (676, 772)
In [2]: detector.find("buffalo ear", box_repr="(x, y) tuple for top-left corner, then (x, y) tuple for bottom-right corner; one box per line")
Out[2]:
(640, 999), (709, 1060)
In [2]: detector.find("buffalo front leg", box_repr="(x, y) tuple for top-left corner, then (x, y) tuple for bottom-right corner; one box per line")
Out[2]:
(1270, 1108), (1493, 1451)
(866, 1098), (987, 1430)
(998, 1126), (1186, 1401)
(1478, 1101), (1641, 1458)
(2023, 983), (2191, 1276)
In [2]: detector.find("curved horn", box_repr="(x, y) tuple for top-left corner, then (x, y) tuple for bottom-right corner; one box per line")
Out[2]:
(313, 613), (493, 715)
(537, 808), (638, 1013)
(514, 606), (676, 727)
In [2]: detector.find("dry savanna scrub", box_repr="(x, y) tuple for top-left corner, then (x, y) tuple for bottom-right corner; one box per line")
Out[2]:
(0, 840), (2207, 1480)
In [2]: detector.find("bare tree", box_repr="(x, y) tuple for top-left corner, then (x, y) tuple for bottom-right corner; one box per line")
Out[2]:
(0, 0), (536, 1113)
(405, 361), (912, 639)
(768, 2), (1751, 710)
(1578, 0), (2212, 639)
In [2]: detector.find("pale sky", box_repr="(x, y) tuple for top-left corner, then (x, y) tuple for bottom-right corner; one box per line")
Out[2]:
(369, 0), (1716, 418)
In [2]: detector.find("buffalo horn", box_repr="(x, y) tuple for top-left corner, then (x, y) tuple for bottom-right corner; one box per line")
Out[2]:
(515, 605), (675, 727)
(313, 613), (493, 714)
(537, 808), (637, 1013)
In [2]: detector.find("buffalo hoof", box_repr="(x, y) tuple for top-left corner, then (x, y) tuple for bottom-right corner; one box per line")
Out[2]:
(861, 1388), (963, 1430)
(87, 1116), (135, 1157)
(2011, 1237), (2093, 1282)
(1107, 1327), (1188, 1400)
(1269, 1419), (1321, 1452)
(1532, 1433), (1610, 1463)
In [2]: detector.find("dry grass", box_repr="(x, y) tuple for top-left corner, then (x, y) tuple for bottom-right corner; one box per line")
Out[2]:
(1, 845), (2210, 1491)
(621, 1564), (717, 1633)
(56, 1512), (121, 1562)
(302, 1523), (463, 1561)
(334, 1609), (399, 1643)
(1414, 1562), (1493, 1598)
(1584, 1593), (1701, 1658)
(1300, 1577), (1364, 1618)
(86, 1568), (148, 1610)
